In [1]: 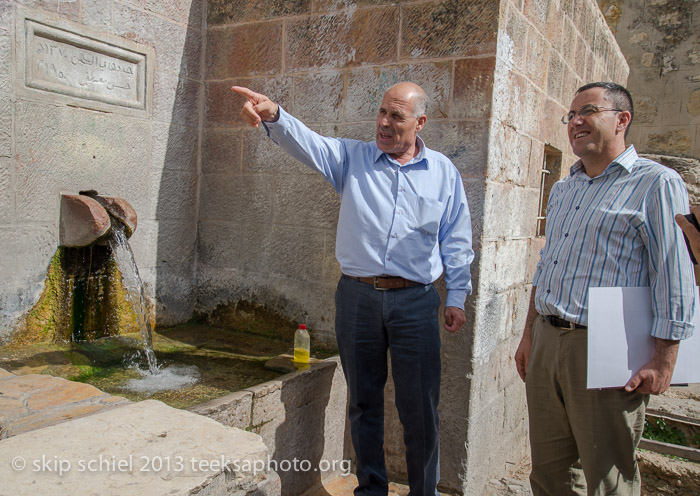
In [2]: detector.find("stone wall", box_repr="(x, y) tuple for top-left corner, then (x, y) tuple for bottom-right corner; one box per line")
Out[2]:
(0, 0), (205, 340)
(598, 0), (700, 160)
(190, 357), (349, 496)
(461, 0), (629, 492)
(196, 0), (496, 347)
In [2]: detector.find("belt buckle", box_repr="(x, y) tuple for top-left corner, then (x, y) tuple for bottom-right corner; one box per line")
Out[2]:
(566, 320), (576, 330)
(373, 276), (390, 291)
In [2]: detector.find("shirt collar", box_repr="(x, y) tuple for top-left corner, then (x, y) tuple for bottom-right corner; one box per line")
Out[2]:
(374, 136), (428, 168)
(569, 145), (637, 177)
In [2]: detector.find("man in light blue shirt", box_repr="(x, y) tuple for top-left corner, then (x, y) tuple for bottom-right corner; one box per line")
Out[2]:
(515, 82), (695, 495)
(232, 82), (473, 496)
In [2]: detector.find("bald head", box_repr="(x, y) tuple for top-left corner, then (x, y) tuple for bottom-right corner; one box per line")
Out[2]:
(385, 82), (428, 118)
(376, 81), (428, 164)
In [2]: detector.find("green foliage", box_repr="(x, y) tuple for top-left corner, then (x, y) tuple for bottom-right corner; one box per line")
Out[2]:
(692, 432), (700, 447)
(643, 417), (687, 446)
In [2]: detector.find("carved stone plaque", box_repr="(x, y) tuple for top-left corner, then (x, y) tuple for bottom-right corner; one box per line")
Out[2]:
(25, 20), (146, 110)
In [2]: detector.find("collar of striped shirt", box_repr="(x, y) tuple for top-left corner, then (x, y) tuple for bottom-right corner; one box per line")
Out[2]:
(569, 145), (637, 178)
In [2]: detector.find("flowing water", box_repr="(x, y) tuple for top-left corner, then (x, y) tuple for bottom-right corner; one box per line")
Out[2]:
(108, 223), (200, 393)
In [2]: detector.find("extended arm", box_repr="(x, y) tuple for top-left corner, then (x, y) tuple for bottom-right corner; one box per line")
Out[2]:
(231, 86), (347, 190)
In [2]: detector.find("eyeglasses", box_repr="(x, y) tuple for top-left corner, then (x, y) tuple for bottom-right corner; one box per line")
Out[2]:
(561, 104), (622, 124)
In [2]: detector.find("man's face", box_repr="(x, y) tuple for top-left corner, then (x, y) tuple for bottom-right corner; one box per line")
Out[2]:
(376, 86), (425, 162)
(567, 87), (623, 160)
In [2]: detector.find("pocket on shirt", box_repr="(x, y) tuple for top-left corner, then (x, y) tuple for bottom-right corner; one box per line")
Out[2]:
(411, 195), (444, 237)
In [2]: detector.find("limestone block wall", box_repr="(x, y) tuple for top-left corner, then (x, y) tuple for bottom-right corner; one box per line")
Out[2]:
(598, 0), (700, 160)
(0, 0), (205, 340)
(463, 0), (629, 492)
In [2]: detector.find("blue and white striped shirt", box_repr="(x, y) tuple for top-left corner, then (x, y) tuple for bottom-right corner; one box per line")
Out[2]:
(533, 146), (695, 340)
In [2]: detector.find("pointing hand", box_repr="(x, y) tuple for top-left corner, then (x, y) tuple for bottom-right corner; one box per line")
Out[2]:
(231, 86), (279, 128)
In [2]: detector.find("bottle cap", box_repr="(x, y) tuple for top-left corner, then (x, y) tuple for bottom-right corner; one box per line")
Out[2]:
(299, 324), (307, 329)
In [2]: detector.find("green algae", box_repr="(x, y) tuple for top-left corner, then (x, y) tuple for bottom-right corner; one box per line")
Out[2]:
(13, 246), (143, 345)
(0, 324), (332, 410)
(197, 300), (301, 343)
(197, 300), (338, 357)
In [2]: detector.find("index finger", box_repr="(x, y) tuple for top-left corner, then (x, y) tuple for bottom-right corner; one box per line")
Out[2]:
(231, 86), (259, 101)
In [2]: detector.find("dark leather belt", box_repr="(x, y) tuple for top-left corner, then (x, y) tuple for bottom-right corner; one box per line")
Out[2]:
(344, 275), (423, 291)
(545, 315), (587, 330)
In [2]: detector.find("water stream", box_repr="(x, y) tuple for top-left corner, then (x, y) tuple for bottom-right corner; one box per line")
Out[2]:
(109, 223), (200, 393)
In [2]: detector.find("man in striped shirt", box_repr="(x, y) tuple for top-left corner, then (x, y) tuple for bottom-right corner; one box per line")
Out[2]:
(515, 82), (696, 495)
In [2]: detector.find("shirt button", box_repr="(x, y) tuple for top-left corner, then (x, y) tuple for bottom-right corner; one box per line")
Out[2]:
(554, 261), (558, 264)
(546, 289), (551, 294)
(588, 180), (593, 185)
(575, 206), (580, 210)
(565, 233), (569, 237)
(399, 187), (404, 192)
(397, 209), (402, 214)
(387, 256), (392, 261)
(392, 233), (397, 238)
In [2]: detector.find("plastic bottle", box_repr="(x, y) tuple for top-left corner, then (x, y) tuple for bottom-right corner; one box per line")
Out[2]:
(293, 324), (310, 364)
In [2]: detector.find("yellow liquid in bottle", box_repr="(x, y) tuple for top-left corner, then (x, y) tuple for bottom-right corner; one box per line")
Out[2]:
(294, 347), (310, 363)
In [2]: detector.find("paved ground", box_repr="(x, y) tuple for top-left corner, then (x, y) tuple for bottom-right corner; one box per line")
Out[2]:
(304, 475), (417, 496)
(308, 384), (700, 496)
(304, 473), (528, 496)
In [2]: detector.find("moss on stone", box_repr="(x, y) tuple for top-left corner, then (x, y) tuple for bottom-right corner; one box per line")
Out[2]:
(11, 246), (147, 346)
(196, 300), (301, 343)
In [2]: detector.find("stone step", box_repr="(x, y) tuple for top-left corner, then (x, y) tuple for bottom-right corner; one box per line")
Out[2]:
(0, 399), (280, 495)
(0, 369), (129, 439)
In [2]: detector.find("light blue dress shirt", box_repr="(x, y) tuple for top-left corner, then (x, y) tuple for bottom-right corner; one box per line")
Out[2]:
(263, 107), (473, 309)
(533, 145), (695, 340)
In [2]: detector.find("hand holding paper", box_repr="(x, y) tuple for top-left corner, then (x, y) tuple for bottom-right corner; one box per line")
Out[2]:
(623, 338), (679, 394)
(587, 287), (700, 389)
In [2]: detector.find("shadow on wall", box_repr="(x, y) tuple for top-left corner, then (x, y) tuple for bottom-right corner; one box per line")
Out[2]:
(153, 1), (203, 326)
(266, 358), (354, 496)
(275, 363), (333, 494)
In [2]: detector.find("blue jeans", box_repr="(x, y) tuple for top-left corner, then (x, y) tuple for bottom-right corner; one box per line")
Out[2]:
(335, 275), (442, 496)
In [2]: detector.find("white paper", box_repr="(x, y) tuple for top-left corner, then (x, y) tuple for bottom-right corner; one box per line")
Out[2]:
(587, 287), (700, 389)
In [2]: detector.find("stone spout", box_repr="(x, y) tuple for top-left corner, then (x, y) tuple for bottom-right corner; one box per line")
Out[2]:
(59, 194), (111, 247)
(80, 191), (138, 237)
(58, 192), (137, 247)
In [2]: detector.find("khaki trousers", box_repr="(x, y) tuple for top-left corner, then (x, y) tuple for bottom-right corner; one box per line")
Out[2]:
(525, 315), (648, 496)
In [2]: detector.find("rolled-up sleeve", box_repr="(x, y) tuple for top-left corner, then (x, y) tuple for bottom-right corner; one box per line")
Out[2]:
(644, 176), (695, 340)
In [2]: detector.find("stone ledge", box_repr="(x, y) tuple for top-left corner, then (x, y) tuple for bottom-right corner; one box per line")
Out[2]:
(190, 357), (347, 496)
(0, 399), (280, 496)
(0, 372), (130, 439)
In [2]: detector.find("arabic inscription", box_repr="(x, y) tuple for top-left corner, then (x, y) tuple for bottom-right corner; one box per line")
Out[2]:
(26, 21), (146, 110)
